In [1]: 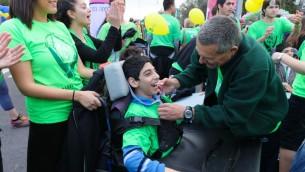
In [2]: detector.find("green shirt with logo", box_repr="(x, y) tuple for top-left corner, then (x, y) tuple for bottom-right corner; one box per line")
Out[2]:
(247, 18), (293, 53)
(0, 18), (83, 124)
(123, 102), (160, 157)
(97, 22), (140, 62)
(149, 14), (181, 48)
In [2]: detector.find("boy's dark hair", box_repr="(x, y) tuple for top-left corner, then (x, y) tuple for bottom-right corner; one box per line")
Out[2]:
(163, 0), (174, 11)
(261, 0), (280, 16)
(120, 46), (143, 61)
(57, 0), (77, 28)
(9, 0), (55, 29)
(122, 55), (152, 80)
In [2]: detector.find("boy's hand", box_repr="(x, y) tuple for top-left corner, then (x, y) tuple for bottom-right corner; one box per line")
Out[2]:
(165, 167), (179, 172)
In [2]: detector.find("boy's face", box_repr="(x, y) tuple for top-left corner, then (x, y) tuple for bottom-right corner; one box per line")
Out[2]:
(128, 62), (160, 98)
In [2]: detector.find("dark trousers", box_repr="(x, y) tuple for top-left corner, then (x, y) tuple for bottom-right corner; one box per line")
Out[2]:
(260, 130), (280, 172)
(27, 121), (67, 172)
(150, 46), (175, 79)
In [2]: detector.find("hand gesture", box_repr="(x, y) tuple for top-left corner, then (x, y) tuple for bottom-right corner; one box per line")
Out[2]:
(74, 91), (102, 111)
(289, 10), (303, 25)
(107, 0), (124, 29)
(0, 33), (24, 69)
(264, 26), (274, 39)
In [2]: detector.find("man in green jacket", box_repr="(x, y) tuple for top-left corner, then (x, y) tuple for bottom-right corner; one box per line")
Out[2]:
(158, 16), (288, 172)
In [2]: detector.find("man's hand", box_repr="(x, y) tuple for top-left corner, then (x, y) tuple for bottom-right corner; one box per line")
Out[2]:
(158, 103), (185, 121)
(157, 77), (180, 94)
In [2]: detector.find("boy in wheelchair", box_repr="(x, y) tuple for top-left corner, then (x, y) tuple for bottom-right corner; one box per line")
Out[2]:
(107, 55), (181, 172)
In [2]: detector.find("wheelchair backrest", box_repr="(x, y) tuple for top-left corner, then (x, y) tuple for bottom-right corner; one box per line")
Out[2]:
(104, 61), (129, 101)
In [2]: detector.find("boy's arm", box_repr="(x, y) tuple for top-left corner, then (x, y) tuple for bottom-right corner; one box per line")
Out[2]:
(123, 145), (165, 172)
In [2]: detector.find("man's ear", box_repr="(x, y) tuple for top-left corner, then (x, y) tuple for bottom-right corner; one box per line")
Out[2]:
(67, 9), (75, 19)
(128, 77), (139, 88)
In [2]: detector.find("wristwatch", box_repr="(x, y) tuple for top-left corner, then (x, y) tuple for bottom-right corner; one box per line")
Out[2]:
(183, 106), (193, 124)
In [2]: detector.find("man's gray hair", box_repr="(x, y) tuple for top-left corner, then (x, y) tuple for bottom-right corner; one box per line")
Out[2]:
(198, 16), (242, 54)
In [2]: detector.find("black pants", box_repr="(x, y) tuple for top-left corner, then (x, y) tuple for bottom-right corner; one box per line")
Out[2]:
(280, 95), (305, 151)
(260, 130), (280, 172)
(150, 46), (175, 79)
(27, 121), (67, 172)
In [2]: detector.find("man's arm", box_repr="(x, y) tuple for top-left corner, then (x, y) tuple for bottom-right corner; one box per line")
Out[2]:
(192, 68), (277, 136)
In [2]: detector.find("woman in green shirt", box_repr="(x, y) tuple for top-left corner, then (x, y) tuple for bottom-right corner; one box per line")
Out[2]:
(272, 50), (305, 172)
(57, 0), (123, 71)
(0, 0), (101, 171)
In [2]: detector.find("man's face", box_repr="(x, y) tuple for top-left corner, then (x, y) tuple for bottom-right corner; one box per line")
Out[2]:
(264, 4), (279, 18)
(218, 0), (236, 16)
(196, 39), (237, 69)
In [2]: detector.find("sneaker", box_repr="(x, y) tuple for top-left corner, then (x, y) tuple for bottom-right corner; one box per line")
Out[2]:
(11, 114), (29, 128)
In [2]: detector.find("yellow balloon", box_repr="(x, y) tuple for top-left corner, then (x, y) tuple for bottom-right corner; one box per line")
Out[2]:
(188, 8), (205, 25)
(245, 0), (262, 13)
(144, 13), (169, 35)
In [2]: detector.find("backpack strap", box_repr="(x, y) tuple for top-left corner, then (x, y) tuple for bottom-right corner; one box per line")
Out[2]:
(125, 117), (160, 131)
(110, 116), (161, 135)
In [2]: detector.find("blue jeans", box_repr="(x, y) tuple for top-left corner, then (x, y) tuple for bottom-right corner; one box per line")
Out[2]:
(0, 79), (14, 111)
(290, 140), (305, 172)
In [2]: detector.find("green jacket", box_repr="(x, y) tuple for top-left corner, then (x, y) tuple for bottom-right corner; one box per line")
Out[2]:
(175, 35), (288, 136)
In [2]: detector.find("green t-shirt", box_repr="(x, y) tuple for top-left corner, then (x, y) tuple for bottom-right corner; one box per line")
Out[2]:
(247, 18), (293, 52)
(180, 27), (200, 45)
(0, 18), (83, 123)
(292, 46), (305, 98)
(97, 22), (140, 62)
(122, 102), (160, 156)
(149, 14), (181, 48)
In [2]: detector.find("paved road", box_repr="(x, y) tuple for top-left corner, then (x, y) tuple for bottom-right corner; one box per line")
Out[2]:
(0, 69), (27, 172)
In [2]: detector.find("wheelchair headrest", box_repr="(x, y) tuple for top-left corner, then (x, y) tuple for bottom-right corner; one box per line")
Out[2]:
(104, 61), (129, 101)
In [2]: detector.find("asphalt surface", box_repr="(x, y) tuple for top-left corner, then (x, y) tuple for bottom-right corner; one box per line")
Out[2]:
(0, 69), (27, 172)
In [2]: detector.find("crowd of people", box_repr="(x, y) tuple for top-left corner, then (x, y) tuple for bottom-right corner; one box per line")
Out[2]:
(1, 0), (305, 171)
